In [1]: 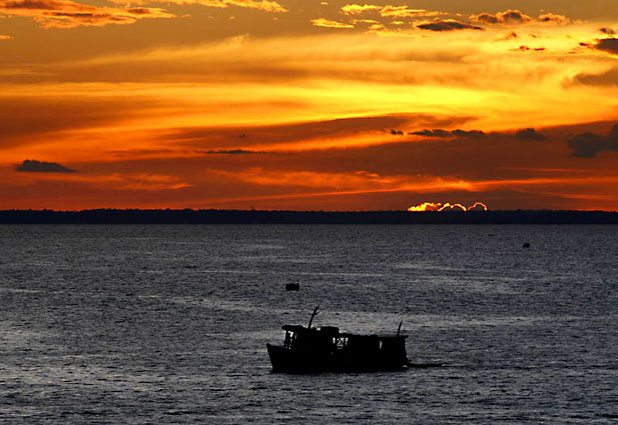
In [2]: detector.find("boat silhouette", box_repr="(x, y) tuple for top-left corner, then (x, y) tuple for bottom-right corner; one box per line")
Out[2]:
(267, 306), (418, 373)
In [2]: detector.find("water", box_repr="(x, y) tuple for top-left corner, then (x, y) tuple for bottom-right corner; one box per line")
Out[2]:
(0, 225), (616, 424)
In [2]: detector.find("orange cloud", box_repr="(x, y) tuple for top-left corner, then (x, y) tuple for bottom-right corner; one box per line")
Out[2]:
(110, 0), (286, 13)
(538, 13), (571, 25)
(340, 4), (445, 18)
(12, 170), (192, 191)
(0, 34), (12, 39)
(471, 9), (571, 26)
(311, 18), (354, 28)
(378, 6), (445, 19)
(472, 9), (532, 25)
(220, 0), (285, 12)
(210, 167), (480, 195)
(212, 167), (393, 189)
(340, 4), (381, 15)
(0, 0), (174, 28)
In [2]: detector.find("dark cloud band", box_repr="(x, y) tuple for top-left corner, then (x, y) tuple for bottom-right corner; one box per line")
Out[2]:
(17, 159), (76, 173)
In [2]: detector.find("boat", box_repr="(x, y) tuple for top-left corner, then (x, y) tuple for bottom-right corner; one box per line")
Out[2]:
(266, 306), (413, 373)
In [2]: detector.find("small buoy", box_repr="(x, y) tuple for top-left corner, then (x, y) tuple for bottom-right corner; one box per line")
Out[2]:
(285, 283), (300, 291)
(522, 242), (530, 248)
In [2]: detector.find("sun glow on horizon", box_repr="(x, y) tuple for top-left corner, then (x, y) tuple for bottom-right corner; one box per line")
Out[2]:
(408, 202), (488, 212)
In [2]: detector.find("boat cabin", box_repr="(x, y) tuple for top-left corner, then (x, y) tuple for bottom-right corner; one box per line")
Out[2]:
(277, 324), (408, 370)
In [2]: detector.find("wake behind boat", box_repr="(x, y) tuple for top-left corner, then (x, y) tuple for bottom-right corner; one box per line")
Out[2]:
(267, 306), (414, 373)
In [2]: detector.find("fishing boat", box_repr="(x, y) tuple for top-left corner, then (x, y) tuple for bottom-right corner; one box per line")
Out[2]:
(267, 306), (413, 373)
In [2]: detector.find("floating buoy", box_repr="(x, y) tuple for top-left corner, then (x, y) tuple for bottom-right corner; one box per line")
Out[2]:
(522, 242), (530, 248)
(285, 283), (300, 291)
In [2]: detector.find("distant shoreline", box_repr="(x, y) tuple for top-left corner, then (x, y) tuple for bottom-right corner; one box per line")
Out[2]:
(1, 209), (618, 224)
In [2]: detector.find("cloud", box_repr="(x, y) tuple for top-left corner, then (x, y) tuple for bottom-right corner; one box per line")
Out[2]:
(162, 114), (424, 151)
(0, 0), (174, 29)
(109, 0), (287, 13)
(12, 169), (193, 191)
(410, 129), (485, 138)
(378, 6), (444, 19)
(411, 127), (544, 140)
(0, 94), (172, 147)
(515, 128), (546, 141)
(514, 45), (546, 52)
(340, 4), (444, 18)
(471, 10), (570, 26)
(567, 124), (618, 157)
(0, 34), (12, 39)
(537, 13), (571, 25)
(213, 167), (394, 190)
(416, 19), (483, 32)
(16, 159), (76, 173)
(217, 0), (285, 12)
(310, 18), (354, 29)
(594, 38), (618, 55)
(573, 67), (618, 86)
(205, 149), (263, 154)
(452, 129), (485, 138)
(599, 27), (616, 35)
(211, 167), (477, 194)
(108, 173), (193, 191)
(411, 129), (451, 137)
(340, 3), (380, 15)
(473, 10), (531, 25)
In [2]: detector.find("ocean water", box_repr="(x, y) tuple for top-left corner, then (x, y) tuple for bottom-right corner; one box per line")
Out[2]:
(0, 224), (616, 424)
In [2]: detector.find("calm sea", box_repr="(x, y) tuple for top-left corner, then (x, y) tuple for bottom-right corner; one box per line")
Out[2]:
(0, 225), (616, 424)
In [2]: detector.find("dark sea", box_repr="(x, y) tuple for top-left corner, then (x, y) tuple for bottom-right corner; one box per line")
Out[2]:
(1, 225), (616, 424)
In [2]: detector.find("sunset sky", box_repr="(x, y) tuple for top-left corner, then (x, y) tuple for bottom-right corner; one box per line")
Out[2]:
(2, 0), (618, 210)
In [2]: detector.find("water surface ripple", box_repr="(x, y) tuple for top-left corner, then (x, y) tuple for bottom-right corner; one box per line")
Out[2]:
(0, 225), (616, 423)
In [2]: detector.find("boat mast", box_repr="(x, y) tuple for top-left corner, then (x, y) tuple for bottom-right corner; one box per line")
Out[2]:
(307, 305), (320, 329)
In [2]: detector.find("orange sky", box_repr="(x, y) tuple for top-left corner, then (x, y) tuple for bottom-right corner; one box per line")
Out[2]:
(2, 1), (618, 210)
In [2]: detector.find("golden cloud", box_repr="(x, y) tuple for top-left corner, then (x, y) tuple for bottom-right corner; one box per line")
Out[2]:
(538, 13), (571, 25)
(471, 9), (571, 26)
(310, 17), (354, 28)
(341, 3), (381, 15)
(341, 3), (445, 18)
(378, 6), (445, 19)
(0, 0), (174, 28)
(110, 0), (287, 13)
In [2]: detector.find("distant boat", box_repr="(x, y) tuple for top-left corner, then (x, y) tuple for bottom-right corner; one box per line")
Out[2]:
(267, 306), (436, 373)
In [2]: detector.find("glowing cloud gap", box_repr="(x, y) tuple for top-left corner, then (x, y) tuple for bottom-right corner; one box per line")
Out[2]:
(437, 202), (467, 211)
(407, 202), (441, 211)
(407, 202), (488, 211)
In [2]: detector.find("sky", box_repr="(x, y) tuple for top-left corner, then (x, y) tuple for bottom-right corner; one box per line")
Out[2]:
(1, 0), (618, 211)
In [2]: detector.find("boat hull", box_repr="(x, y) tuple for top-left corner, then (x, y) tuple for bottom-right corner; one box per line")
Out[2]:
(267, 343), (409, 374)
